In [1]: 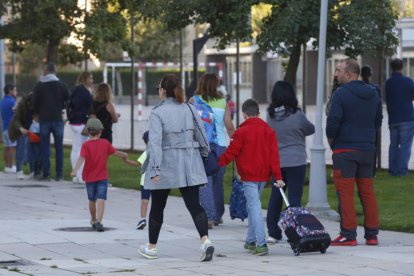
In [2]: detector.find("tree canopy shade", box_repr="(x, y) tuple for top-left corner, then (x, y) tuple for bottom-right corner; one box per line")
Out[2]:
(139, 0), (257, 49)
(256, 0), (398, 86)
(0, 0), (81, 64)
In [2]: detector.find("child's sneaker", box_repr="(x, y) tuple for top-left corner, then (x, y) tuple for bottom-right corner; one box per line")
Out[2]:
(136, 219), (146, 230)
(244, 242), (256, 252)
(95, 221), (104, 232)
(331, 235), (357, 246)
(90, 220), (96, 230)
(138, 245), (158, 259)
(252, 244), (268, 256)
(365, 236), (378, 246)
(200, 238), (214, 262)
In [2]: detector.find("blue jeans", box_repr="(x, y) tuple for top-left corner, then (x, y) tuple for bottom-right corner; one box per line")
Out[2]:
(29, 142), (42, 176)
(266, 165), (306, 240)
(15, 135), (29, 172)
(40, 121), (64, 178)
(86, 180), (108, 201)
(243, 181), (266, 246)
(388, 121), (414, 176)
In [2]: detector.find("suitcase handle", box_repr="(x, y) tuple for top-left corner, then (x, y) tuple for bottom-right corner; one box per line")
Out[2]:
(277, 187), (290, 207)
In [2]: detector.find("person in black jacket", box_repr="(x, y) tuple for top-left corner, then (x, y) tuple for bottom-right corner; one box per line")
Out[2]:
(32, 63), (70, 181)
(68, 72), (94, 184)
(326, 58), (382, 246)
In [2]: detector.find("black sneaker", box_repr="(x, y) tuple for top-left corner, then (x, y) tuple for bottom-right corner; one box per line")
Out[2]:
(90, 220), (96, 230)
(95, 221), (104, 232)
(136, 219), (146, 230)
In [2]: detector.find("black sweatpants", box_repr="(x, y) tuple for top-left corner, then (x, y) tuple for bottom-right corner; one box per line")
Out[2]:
(148, 185), (208, 244)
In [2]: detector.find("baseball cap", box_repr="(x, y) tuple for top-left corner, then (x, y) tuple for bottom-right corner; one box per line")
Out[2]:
(86, 118), (104, 131)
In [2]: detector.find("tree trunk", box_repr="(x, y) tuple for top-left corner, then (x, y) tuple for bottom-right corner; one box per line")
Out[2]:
(46, 40), (59, 64)
(283, 42), (302, 87)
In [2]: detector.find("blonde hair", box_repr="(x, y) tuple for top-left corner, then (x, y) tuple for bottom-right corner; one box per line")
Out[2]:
(94, 83), (112, 102)
(76, 71), (92, 86)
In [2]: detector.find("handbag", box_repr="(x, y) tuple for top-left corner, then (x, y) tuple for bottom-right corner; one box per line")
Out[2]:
(186, 103), (220, 176)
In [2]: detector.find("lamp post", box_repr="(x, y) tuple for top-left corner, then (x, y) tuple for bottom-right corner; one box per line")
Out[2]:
(307, 0), (338, 220)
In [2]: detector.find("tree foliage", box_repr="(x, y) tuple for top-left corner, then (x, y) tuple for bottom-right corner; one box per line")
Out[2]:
(255, 0), (398, 85)
(0, 0), (81, 64)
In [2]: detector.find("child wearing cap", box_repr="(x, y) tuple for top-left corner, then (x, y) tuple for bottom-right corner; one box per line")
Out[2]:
(71, 118), (127, 232)
(123, 130), (151, 230)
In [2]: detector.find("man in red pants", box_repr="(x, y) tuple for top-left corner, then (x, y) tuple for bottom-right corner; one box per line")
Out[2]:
(326, 58), (383, 246)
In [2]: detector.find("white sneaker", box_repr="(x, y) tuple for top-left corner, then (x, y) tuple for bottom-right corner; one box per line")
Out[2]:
(4, 166), (16, 173)
(267, 236), (283, 244)
(10, 165), (17, 173)
(138, 244), (158, 259)
(28, 172), (35, 179)
(200, 238), (214, 262)
(16, 171), (25, 180)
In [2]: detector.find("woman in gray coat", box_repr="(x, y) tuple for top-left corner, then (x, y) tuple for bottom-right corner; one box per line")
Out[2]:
(138, 74), (214, 262)
(265, 81), (315, 244)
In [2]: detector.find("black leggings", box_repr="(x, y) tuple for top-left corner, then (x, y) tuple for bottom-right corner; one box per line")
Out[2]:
(148, 185), (208, 244)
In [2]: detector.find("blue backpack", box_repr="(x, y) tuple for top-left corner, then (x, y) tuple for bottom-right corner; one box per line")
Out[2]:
(192, 95), (217, 144)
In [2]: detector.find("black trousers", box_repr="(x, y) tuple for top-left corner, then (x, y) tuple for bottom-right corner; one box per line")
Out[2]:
(148, 185), (208, 244)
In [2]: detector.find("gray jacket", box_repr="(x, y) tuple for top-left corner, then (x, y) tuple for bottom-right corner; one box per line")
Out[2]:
(144, 98), (209, 190)
(267, 108), (315, 168)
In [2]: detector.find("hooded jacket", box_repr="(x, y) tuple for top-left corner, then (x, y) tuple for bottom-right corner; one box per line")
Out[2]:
(32, 74), (70, 121)
(326, 80), (382, 151)
(218, 117), (282, 182)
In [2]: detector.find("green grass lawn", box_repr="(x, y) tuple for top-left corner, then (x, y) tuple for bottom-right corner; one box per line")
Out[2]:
(2, 143), (413, 233)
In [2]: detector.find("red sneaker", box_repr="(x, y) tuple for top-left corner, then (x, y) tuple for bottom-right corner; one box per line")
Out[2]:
(365, 236), (378, 246)
(331, 235), (357, 246)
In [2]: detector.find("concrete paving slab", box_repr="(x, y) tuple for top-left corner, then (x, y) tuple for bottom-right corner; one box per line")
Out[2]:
(1, 172), (414, 275)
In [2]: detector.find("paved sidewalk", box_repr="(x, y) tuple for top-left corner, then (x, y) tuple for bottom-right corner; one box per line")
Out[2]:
(0, 173), (414, 276)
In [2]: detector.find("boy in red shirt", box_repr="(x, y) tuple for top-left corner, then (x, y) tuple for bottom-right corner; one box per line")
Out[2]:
(218, 99), (285, 256)
(71, 118), (127, 232)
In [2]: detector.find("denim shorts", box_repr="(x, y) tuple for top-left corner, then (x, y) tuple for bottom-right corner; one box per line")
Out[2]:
(141, 187), (151, 200)
(86, 180), (108, 201)
(2, 130), (17, 147)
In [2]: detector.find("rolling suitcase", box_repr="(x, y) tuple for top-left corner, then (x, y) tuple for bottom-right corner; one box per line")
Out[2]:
(278, 187), (331, 256)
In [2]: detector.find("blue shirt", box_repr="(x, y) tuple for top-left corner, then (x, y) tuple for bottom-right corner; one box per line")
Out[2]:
(0, 95), (16, 131)
(385, 72), (414, 124)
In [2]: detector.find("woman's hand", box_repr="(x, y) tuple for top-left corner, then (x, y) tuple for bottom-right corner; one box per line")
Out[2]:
(151, 175), (160, 183)
(274, 179), (285, 188)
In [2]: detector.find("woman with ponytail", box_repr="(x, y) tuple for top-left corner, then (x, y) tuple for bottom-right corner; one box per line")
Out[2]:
(138, 74), (215, 262)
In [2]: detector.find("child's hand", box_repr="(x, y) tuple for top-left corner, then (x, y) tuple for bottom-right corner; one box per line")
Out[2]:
(274, 179), (285, 188)
(70, 171), (77, 177)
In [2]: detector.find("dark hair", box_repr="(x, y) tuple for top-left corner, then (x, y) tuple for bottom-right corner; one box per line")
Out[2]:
(267, 81), (298, 118)
(46, 63), (56, 73)
(4, 84), (15, 95)
(342, 58), (360, 75)
(195, 73), (222, 101)
(142, 130), (149, 145)
(242, 99), (259, 117)
(160, 74), (184, 103)
(390, 58), (403, 72)
(88, 128), (102, 136)
(361, 65), (372, 84)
